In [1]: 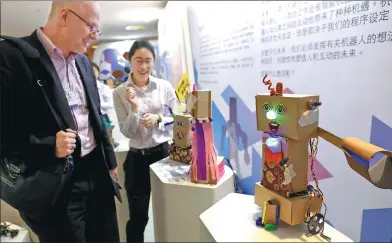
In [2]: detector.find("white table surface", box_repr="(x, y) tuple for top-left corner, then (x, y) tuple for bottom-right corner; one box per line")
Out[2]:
(200, 193), (353, 242)
(149, 157), (234, 187)
(150, 157), (235, 242)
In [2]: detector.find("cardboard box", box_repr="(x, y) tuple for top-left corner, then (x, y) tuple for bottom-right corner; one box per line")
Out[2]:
(261, 136), (308, 196)
(191, 90), (212, 118)
(173, 114), (193, 148)
(254, 184), (322, 226)
(169, 144), (192, 164)
(190, 156), (225, 185)
(255, 93), (319, 140)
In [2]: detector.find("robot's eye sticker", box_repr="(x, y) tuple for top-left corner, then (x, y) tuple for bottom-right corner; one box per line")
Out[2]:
(276, 104), (287, 115)
(263, 102), (273, 113)
(176, 121), (184, 127)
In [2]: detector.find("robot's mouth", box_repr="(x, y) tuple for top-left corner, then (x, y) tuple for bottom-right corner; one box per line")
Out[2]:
(268, 121), (280, 134)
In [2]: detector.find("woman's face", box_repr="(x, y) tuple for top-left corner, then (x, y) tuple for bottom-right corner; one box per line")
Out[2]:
(130, 47), (154, 82)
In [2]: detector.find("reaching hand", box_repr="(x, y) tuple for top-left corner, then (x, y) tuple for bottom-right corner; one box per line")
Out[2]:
(140, 113), (159, 128)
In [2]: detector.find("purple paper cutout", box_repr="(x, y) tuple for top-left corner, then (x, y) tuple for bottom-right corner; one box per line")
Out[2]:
(196, 121), (207, 180)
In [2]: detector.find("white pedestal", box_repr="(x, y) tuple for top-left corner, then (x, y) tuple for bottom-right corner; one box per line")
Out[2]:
(0, 222), (31, 242)
(199, 193), (354, 242)
(150, 157), (235, 242)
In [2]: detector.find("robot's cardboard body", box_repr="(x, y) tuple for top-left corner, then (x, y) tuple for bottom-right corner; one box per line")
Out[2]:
(188, 90), (225, 184)
(255, 94), (320, 197)
(254, 92), (323, 226)
(254, 75), (392, 238)
(169, 113), (193, 164)
(254, 76), (324, 232)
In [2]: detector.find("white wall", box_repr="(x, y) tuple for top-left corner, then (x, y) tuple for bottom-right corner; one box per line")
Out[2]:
(157, 1), (190, 88)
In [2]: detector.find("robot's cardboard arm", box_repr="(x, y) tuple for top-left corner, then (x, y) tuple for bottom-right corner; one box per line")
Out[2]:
(318, 127), (392, 189)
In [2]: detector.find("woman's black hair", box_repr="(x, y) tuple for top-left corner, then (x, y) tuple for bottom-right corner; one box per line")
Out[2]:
(128, 39), (155, 61)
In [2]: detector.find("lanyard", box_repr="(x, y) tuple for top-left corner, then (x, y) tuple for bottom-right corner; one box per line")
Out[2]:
(65, 61), (79, 131)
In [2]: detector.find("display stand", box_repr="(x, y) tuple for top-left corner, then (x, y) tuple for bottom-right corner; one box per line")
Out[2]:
(150, 157), (235, 242)
(199, 193), (354, 242)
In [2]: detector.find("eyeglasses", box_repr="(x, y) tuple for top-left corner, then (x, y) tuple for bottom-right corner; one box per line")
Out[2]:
(67, 9), (102, 36)
(133, 58), (154, 66)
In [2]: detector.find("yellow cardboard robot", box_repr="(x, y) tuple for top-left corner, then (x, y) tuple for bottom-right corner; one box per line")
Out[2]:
(254, 75), (392, 238)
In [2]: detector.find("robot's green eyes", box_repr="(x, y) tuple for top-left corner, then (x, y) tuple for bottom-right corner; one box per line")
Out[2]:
(263, 103), (272, 112)
(276, 104), (287, 115)
(262, 103), (287, 115)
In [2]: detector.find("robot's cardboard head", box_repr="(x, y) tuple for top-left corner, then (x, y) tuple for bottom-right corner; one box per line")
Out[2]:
(256, 94), (320, 140)
(186, 90), (212, 119)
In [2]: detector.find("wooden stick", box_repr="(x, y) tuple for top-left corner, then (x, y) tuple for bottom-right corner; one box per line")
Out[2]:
(317, 127), (343, 149)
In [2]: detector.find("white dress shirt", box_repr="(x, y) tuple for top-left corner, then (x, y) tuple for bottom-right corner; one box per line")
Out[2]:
(97, 80), (114, 116)
(36, 28), (96, 157)
(113, 75), (178, 149)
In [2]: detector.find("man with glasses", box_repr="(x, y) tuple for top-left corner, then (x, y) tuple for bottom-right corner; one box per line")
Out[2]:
(0, 2), (120, 242)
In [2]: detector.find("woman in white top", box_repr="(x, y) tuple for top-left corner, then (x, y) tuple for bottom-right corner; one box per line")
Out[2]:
(112, 40), (177, 243)
(91, 62), (114, 120)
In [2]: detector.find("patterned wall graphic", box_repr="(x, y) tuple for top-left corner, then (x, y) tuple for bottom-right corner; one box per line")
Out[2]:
(98, 45), (161, 84)
(360, 116), (392, 242)
(99, 48), (131, 82)
(361, 208), (392, 242)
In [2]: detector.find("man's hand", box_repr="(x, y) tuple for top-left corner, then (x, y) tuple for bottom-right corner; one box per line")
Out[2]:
(55, 129), (77, 158)
(125, 87), (138, 112)
(140, 113), (159, 128)
(109, 167), (119, 182)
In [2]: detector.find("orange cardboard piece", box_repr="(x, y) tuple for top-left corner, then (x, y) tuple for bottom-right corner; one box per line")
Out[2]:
(317, 127), (343, 149)
(255, 184), (322, 226)
(342, 137), (392, 189)
(263, 202), (279, 225)
(343, 137), (392, 161)
(191, 90), (212, 118)
(318, 127), (392, 189)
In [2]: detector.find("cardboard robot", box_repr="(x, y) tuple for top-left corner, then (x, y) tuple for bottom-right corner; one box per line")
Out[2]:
(169, 112), (193, 164)
(187, 89), (225, 184)
(254, 75), (392, 238)
(168, 73), (193, 164)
